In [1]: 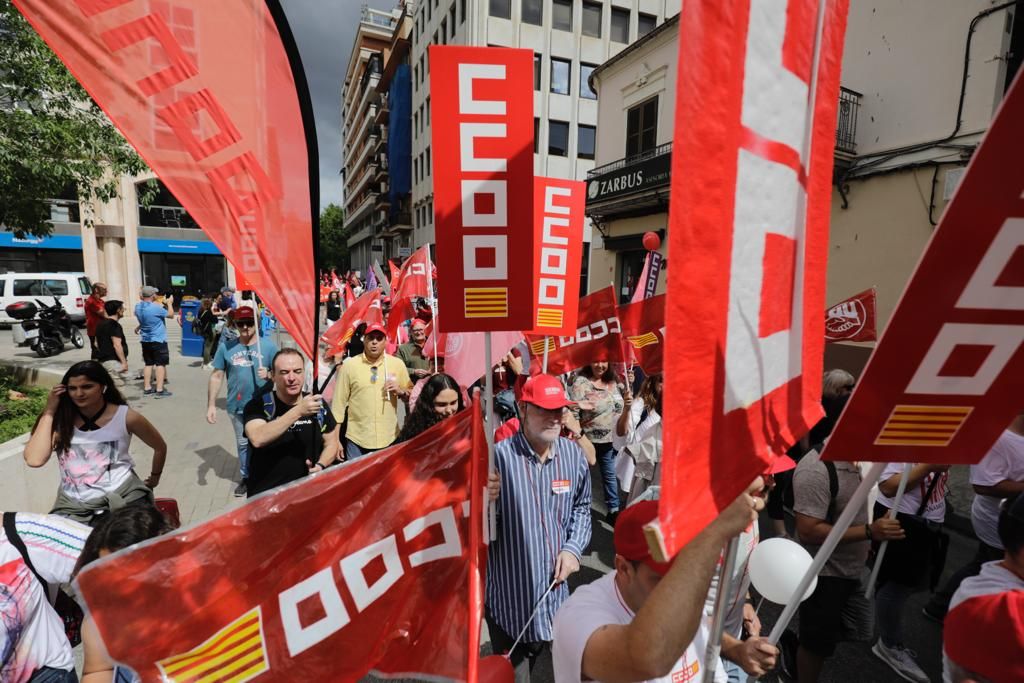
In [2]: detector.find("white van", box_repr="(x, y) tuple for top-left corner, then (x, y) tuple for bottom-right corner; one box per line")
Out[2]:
(0, 272), (92, 325)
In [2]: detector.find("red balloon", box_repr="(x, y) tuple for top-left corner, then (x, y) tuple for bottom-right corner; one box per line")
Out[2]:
(479, 655), (515, 683)
(642, 231), (661, 252)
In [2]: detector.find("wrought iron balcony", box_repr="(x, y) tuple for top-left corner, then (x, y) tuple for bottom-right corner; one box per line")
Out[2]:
(836, 87), (861, 155)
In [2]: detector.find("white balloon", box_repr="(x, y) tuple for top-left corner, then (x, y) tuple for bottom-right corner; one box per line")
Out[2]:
(748, 538), (818, 605)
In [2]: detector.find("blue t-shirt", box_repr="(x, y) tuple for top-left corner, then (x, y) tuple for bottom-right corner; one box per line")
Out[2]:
(134, 301), (168, 343)
(213, 337), (278, 413)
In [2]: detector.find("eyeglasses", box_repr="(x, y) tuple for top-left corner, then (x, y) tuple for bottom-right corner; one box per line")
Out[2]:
(236, 322), (254, 329)
(370, 366), (378, 384)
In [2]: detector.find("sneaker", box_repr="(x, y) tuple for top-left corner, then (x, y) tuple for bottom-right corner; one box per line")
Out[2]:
(233, 480), (247, 497)
(921, 604), (945, 624)
(143, 388), (155, 395)
(153, 389), (173, 399)
(872, 641), (929, 683)
(606, 510), (619, 527)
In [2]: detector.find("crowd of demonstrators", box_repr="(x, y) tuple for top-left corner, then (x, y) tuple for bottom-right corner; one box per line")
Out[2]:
(926, 411), (1024, 621)
(613, 373), (663, 504)
(134, 286), (174, 398)
(93, 300), (129, 388)
(84, 282), (108, 358)
(206, 307), (279, 497)
(569, 360), (626, 525)
(942, 491), (1024, 682)
(24, 361), (167, 525)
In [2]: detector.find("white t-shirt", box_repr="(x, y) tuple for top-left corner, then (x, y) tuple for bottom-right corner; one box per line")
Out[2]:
(704, 522), (759, 640)
(874, 463), (948, 522)
(57, 405), (135, 502)
(970, 429), (1024, 549)
(1, 513), (91, 683)
(552, 573), (726, 683)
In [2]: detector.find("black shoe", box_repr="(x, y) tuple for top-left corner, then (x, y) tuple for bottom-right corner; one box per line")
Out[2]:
(921, 604), (945, 624)
(234, 480), (247, 497)
(606, 510), (619, 527)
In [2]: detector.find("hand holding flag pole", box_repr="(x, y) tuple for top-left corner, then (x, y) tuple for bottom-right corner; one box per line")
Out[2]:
(864, 463), (912, 599)
(703, 536), (740, 681)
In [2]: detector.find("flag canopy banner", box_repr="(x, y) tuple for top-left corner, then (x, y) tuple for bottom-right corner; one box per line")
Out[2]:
(321, 290), (382, 359)
(13, 0), (319, 360)
(530, 177), (585, 336)
(659, 0), (848, 554)
(618, 294), (666, 375)
(76, 406), (488, 682)
(526, 286), (623, 376)
(632, 251), (664, 304)
(430, 46), (535, 333)
(824, 72), (1024, 465)
(437, 330), (526, 389)
(824, 288), (877, 342)
(387, 245), (434, 338)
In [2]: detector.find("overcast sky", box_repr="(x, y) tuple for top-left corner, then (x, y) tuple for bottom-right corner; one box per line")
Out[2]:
(279, 0), (396, 212)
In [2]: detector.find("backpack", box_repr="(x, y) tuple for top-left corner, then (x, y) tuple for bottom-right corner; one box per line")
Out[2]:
(261, 390), (329, 432)
(192, 312), (211, 338)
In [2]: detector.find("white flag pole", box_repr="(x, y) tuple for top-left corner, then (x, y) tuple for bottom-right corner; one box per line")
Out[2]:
(703, 536), (740, 680)
(542, 337), (550, 374)
(864, 462), (912, 599)
(426, 248), (438, 369)
(484, 331), (497, 539)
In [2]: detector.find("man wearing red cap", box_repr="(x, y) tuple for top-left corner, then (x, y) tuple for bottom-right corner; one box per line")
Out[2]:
(331, 323), (412, 459)
(552, 482), (767, 683)
(486, 374), (592, 681)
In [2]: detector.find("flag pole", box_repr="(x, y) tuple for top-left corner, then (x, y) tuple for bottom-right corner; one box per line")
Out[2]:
(864, 462), (912, 599)
(542, 337), (549, 374)
(703, 535), (740, 681)
(484, 331), (497, 540)
(427, 248), (438, 369)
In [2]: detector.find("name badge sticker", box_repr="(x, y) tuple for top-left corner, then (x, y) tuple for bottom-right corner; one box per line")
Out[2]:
(552, 479), (571, 495)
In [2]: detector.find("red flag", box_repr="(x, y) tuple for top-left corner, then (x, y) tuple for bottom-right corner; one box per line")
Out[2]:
(13, 0), (319, 360)
(387, 245), (433, 338)
(75, 405), (488, 682)
(321, 290), (383, 358)
(529, 177), (585, 335)
(430, 46), (535, 332)
(526, 287), (623, 376)
(824, 73), (1024, 466)
(440, 330), (525, 389)
(824, 288), (877, 342)
(319, 285), (331, 304)
(659, 0), (848, 554)
(388, 259), (402, 291)
(617, 294), (666, 375)
(342, 282), (356, 308)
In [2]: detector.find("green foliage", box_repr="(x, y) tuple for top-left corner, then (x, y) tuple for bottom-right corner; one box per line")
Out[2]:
(319, 203), (349, 271)
(0, 367), (46, 443)
(0, 1), (148, 238)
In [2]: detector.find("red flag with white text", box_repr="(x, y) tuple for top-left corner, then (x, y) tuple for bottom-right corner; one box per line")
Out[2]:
(526, 287), (623, 376)
(75, 406), (489, 683)
(659, 0), (848, 554)
(387, 245), (434, 338)
(13, 0), (319, 360)
(530, 177), (585, 336)
(321, 290), (383, 358)
(824, 288), (877, 342)
(617, 294), (666, 375)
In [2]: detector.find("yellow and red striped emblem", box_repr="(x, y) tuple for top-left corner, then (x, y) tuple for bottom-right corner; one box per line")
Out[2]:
(535, 307), (563, 328)
(464, 287), (508, 318)
(627, 332), (659, 349)
(157, 607), (269, 683)
(873, 405), (973, 447)
(529, 337), (557, 355)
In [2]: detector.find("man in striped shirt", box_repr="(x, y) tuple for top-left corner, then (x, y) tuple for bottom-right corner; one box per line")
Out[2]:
(486, 374), (593, 682)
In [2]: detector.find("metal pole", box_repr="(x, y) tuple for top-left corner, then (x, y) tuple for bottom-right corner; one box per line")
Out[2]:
(484, 331), (497, 540)
(542, 337), (550, 374)
(864, 462), (912, 599)
(703, 536), (740, 680)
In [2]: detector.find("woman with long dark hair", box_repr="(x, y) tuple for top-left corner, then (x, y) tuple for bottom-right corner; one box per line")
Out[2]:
(23, 361), (167, 525)
(395, 373), (464, 443)
(325, 289), (343, 323)
(570, 359), (626, 523)
(613, 373), (663, 504)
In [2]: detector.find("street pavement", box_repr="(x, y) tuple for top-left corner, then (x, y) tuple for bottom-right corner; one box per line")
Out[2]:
(0, 320), (985, 682)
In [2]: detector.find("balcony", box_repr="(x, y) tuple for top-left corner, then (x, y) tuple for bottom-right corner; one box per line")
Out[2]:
(835, 87), (861, 156)
(346, 190), (378, 225)
(349, 162), (378, 199)
(376, 93), (389, 125)
(585, 142), (672, 215)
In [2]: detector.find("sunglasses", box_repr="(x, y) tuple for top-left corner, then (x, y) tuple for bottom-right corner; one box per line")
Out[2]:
(370, 366), (378, 384)
(236, 322), (254, 328)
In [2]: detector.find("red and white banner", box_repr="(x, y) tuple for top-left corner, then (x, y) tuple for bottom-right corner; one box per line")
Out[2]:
(321, 290), (383, 359)
(617, 294), (666, 375)
(76, 405), (488, 683)
(526, 287), (623, 376)
(659, 0), (849, 554)
(430, 46), (535, 332)
(387, 245), (434, 338)
(319, 285), (332, 304)
(425, 330), (526, 389)
(388, 259), (402, 291)
(631, 251), (665, 304)
(13, 0), (319, 360)
(824, 288), (877, 342)
(824, 73), (1024, 465)
(530, 177), (585, 336)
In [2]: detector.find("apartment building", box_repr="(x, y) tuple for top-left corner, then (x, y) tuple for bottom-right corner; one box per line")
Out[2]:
(407, 0), (681, 288)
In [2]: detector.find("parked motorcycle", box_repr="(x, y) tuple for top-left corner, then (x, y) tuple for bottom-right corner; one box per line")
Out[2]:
(6, 298), (85, 357)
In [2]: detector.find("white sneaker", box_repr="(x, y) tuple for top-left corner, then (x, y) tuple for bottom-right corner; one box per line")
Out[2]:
(872, 641), (929, 683)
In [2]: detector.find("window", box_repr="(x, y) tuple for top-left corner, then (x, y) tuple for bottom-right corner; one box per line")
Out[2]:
(426, 96), (431, 125)
(534, 54), (542, 90)
(626, 96), (658, 157)
(550, 57), (570, 95)
(582, 1), (602, 37)
(78, 277), (92, 295)
(578, 124), (596, 159)
(426, 147), (431, 176)
(13, 279), (68, 296)
(534, 117), (540, 153)
(441, 19), (446, 43)
(638, 12), (656, 37)
(522, 0), (542, 25)
(426, 0), (431, 20)
(579, 63), (597, 99)
(552, 0), (572, 31)
(611, 7), (629, 43)
(460, 0), (466, 23)
(548, 120), (569, 156)
(449, 3), (456, 30)
(489, 0), (510, 19)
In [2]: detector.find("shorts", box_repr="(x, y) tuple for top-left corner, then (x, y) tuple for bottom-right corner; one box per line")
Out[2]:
(141, 341), (170, 366)
(798, 575), (873, 657)
(101, 360), (127, 387)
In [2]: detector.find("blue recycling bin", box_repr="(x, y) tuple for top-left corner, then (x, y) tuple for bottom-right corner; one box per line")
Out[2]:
(179, 299), (203, 357)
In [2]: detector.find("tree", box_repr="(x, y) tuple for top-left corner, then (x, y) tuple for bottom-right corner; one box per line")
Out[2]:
(319, 203), (349, 271)
(0, 1), (149, 238)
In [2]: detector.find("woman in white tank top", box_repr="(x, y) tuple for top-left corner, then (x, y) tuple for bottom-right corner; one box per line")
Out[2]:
(23, 361), (168, 525)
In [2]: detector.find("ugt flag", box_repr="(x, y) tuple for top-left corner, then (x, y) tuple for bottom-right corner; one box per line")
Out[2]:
(824, 288), (877, 342)
(76, 405), (489, 682)
(659, 0), (849, 554)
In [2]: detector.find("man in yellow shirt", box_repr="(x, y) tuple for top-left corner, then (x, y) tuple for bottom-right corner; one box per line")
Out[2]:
(331, 322), (413, 459)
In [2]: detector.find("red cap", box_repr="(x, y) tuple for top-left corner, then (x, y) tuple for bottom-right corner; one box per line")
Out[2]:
(614, 501), (672, 575)
(945, 591), (1024, 682)
(364, 322), (387, 338)
(520, 375), (575, 410)
(229, 307), (255, 322)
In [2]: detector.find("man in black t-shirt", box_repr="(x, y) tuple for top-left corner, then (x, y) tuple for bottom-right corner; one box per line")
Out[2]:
(95, 299), (129, 386)
(243, 348), (340, 497)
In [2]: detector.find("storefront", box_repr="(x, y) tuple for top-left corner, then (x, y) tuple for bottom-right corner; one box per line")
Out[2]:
(0, 232), (85, 274)
(139, 238), (226, 299)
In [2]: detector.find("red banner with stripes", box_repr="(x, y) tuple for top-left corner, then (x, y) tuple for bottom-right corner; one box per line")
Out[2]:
(529, 177), (585, 336)
(526, 286), (623, 375)
(617, 294), (666, 375)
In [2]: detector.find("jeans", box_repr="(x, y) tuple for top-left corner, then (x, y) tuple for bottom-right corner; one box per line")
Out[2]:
(485, 611), (550, 683)
(345, 440), (381, 461)
(28, 667), (78, 683)
(722, 658), (742, 683)
(875, 580), (916, 646)
(926, 539), (1003, 616)
(228, 411), (249, 479)
(592, 441), (621, 513)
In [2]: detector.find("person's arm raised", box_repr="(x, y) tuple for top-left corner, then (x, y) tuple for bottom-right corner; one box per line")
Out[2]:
(24, 385), (63, 467)
(246, 395), (320, 448)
